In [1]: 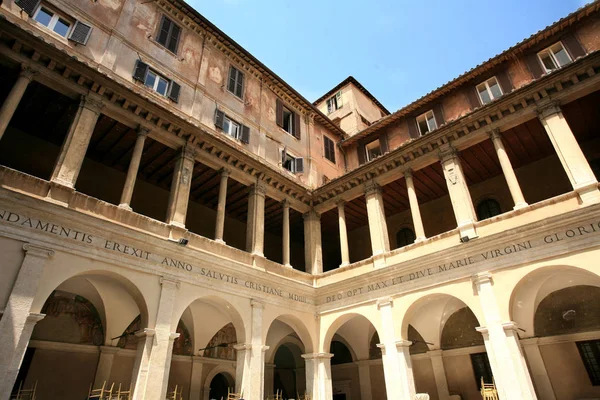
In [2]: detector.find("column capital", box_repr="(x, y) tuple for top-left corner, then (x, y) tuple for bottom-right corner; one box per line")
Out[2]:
(181, 143), (197, 161)
(471, 271), (493, 286)
(376, 297), (394, 309)
(301, 352), (334, 360)
(251, 181), (268, 197)
(250, 299), (265, 309)
(20, 65), (38, 81)
(220, 168), (231, 178)
(336, 199), (346, 208)
(137, 126), (151, 137)
(23, 243), (55, 259)
(80, 95), (105, 114)
(487, 128), (502, 141)
(364, 180), (382, 196)
(403, 168), (414, 179)
(234, 343), (252, 351)
(169, 332), (181, 340)
(26, 313), (45, 324)
(282, 198), (291, 209)
(160, 276), (181, 289)
(536, 101), (562, 120)
(475, 326), (488, 335)
(134, 328), (156, 338)
(438, 144), (458, 163)
(396, 340), (413, 349)
(303, 209), (321, 221)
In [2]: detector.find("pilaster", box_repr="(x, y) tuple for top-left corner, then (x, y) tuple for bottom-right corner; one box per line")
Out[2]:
(428, 350), (451, 400)
(131, 328), (155, 400)
(520, 338), (556, 400)
(189, 356), (204, 400)
(356, 360), (373, 400)
(302, 353), (333, 400)
(93, 346), (120, 388)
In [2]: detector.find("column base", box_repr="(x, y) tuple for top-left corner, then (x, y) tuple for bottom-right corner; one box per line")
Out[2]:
(168, 224), (188, 242)
(372, 253), (387, 269)
(214, 238), (226, 245)
(118, 203), (133, 211)
(513, 202), (528, 210)
(283, 263), (293, 269)
(457, 221), (478, 241)
(575, 181), (600, 204)
(339, 261), (350, 268)
(46, 180), (75, 206)
(414, 236), (427, 243)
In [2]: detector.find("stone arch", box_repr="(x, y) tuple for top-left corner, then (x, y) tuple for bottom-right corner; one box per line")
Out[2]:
(321, 310), (381, 360)
(509, 265), (600, 337)
(264, 313), (315, 357)
(204, 366), (236, 399)
(31, 269), (151, 344)
(401, 293), (482, 350)
(267, 335), (305, 364)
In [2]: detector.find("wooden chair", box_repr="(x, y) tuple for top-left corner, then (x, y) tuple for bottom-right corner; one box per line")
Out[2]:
(116, 383), (132, 400)
(296, 392), (310, 400)
(11, 381), (37, 400)
(266, 390), (283, 400)
(88, 382), (114, 400)
(226, 387), (242, 400)
(480, 377), (499, 400)
(167, 385), (183, 400)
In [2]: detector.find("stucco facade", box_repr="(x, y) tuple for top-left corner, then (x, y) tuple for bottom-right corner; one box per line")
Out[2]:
(1, 1), (600, 400)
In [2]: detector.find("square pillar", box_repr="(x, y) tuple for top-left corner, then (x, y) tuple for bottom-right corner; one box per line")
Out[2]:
(538, 102), (600, 204)
(119, 127), (149, 210)
(93, 346), (120, 388)
(302, 353), (333, 400)
(246, 181), (267, 257)
(234, 300), (266, 399)
(356, 360), (373, 400)
(303, 210), (323, 274)
(131, 328), (155, 400)
(166, 145), (196, 228)
(520, 338), (556, 400)
(0, 244), (53, 400)
(472, 273), (537, 400)
(188, 356), (204, 400)
(428, 350), (451, 400)
(264, 363), (275, 396)
(50, 95), (103, 188)
(134, 278), (180, 400)
(439, 145), (478, 239)
(0, 66), (36, 141)
(337, 201), (351, 267)
(364, 181), (391, 259)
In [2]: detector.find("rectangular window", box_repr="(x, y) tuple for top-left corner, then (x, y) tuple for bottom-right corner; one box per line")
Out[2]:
(282, 152), (304, 174)
(283, 107), (294, 135)
(214, 109), (250, 144)
(227, 66), (244, 99)
(476, 77), (503, 105)
(577, 340), (600, 385)
(144, 69), (170, 96)
(222, 115), (241, 140)
(416, 110), (437, 136)
(156, 15), (181, 54)
(470, 352), (494, 390)
(537, 42), (572, 73)
(365, 139), (382, 162)
(33, 6), (71, 38)
(327, 91), (343, 114)
(324, 136), (336, 163)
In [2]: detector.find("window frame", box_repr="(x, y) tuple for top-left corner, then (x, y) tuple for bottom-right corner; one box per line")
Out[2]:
(476, 76), (503, 105)
(537, 42), (572, 73)
(323, 135), (336, 164)
(416, 110), (438, 136)
(156, 15), (182, 54)
(282, 106), (295, 135)
(326, 91), (342, 114)
(32, 5), (72, 38)
(227, 65), (245, 99)
(144, 69), (170, 97)
(282, 151), (298, 173)
(222, 115), (241, 140)
(577, 340), (600, 386)
(365, 139), (382, 162)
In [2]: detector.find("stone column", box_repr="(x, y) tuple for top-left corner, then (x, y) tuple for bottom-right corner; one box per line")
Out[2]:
(404, 169), (426, 241)
(0, 66), (36, 141)
(303, 210), (323, 274)
(214, 169), (230, 244)
(376, 299), (416, 400)
(188, 356), (204, 400)
(520, 338), (556, 400)
(0, 244), (53, 400)
(439, 145), (478, 239)
(234, 300), (266, 399)
(337, 201), (350, 267)
(538, 102), (600, 204)
(364, 181), (391, 261)
(282, 200), (292, 268)
(50, 95), (103, 188)
(488, 129), (527, 210)
(93, 346), (120, 388)
(264, 363), (275, 396)
(246, 181), (267, 257)
(119, 127), (149, 210)
(302, 353), (333, 400)
(134, 278), (180, 400)
(356, 360), (373, 400)
(472, 273), (537, 400)
(429, 350), (451, 400)
(130, 328), (155, 400)
(166, 145), (196, 228)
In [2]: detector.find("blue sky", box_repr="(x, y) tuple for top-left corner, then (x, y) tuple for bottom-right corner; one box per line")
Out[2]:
(188, 0), (590, 112)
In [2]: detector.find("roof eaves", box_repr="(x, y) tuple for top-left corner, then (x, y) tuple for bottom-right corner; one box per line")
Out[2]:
(313, 76), (391, 115)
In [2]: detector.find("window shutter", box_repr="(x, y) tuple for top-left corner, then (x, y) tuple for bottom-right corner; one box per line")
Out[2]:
(276, 98), (284, 128)
(466, 87), (481, 109)
(357, 144), (366, 165)
(236, 70), (244, 98)
(15, 0), (40, 17)
(336, 91), (343, 108)
(228, 67), (236, 94)
(525, 52), (544, 79)
(214, 108), (225, 130)
(295, 158), (304, 174)
(167, 81), (181, 103)
(496, 70), (513, 94)
(157, 16), (171, 47)
(133, 60), (149, 82)
(281, 147), (287, 164)
(240, 125), (250, 144)
(293, 112), (301, 140)
(68, 21), (93, 45)
(168, 23), (181, 53)
(379, 133), (389, 154)
(407, 118), (420, 139)
(432, 104), (445, 127)
(562, 33), (586, 60)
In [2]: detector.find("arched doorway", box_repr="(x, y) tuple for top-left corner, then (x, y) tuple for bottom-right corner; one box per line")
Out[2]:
(209, 372), (235, 400)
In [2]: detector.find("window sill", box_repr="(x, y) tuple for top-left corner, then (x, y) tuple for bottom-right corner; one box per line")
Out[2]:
(134, 81), (174, 105)
(280, 128), (299, 140)
(224, 89), (245, 104)
(147, 35), (184, 62)
(323, 156), (337, 168)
